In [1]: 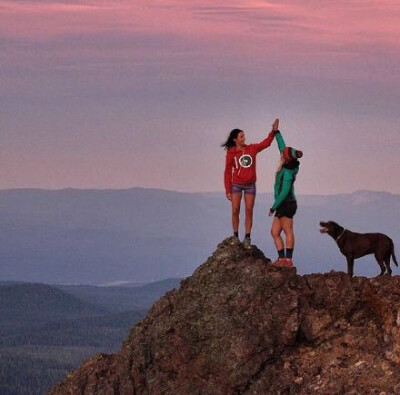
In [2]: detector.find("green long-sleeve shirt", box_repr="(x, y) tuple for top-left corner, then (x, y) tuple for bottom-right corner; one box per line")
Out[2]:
(275, 130), (286, 153)
(271, 131), (299, 211)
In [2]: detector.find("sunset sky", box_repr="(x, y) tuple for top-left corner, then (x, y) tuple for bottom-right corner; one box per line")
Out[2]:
(2, 0), (400, 194)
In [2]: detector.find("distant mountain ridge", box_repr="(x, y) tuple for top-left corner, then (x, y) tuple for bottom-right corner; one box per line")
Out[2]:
(56, 278), (182, 312)
(0, 283), (105, 324)
(0, 187), (399, 283)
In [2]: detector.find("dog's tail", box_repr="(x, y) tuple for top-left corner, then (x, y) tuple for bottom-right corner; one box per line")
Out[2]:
(391, 241), (398, 267)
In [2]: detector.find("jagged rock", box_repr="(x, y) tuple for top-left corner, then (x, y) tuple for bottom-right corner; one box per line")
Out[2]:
(51, 239), (400, 394)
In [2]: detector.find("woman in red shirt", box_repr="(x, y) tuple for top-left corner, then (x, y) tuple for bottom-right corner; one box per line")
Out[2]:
(222, 119), (278, 249)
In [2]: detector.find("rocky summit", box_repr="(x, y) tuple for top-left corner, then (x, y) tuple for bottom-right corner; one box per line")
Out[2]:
(51, 238), (400, 394)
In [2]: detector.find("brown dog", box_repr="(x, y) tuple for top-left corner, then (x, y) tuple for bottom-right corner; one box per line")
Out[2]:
(320, 221), (398, 277)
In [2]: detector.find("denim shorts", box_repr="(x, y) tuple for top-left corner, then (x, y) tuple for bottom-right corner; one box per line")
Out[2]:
(231, 183), (256, 195)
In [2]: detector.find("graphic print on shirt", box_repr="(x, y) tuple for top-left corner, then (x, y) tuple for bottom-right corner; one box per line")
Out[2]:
(238, 154), (253, 168)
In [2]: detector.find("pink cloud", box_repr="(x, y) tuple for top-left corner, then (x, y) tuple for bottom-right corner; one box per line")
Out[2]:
(2, 1), (399, 51)
(2, 1), (400, 95)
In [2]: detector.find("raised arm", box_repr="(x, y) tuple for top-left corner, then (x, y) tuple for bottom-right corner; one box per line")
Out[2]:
(251, 118), (280, 153)
(252, 130), (275, 153)
(275, 131), (286, 153)
(272, 118), (286, 153)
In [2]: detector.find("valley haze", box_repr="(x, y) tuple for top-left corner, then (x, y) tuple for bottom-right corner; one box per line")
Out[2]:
(0, 187), (399, 284)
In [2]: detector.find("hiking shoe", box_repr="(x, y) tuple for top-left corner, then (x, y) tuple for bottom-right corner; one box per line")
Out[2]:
(271, 258), (287, 266)
(229, 236), (241, 246)
(272, 258), (294, 267)
(243, 237), (252, 250)
(284, 258), (294, 267)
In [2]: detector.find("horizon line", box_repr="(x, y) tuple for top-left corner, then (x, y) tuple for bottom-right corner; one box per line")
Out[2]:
(0, 186), (397, 197)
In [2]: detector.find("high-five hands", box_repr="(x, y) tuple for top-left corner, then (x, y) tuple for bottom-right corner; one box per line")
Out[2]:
(272, 118), (279, 132)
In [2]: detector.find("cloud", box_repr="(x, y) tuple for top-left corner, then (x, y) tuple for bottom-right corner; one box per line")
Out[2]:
(2, 0), (400, 100)
(2, 0), (400, 193)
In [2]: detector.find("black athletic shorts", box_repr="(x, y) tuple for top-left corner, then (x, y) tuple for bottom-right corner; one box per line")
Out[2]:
(275, 200), (297, 219)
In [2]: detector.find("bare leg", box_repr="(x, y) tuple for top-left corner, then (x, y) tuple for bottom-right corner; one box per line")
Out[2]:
(271, 217), (284, 251)
(243, 193), (256, 235)
(280, 217), (294, 249)
(231, 193), (242, 234)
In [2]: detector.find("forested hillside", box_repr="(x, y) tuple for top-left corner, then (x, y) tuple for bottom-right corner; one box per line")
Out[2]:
(0, 279), (180, 394)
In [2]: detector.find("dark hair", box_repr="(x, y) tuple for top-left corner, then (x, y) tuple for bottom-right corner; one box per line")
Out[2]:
(221, 129), (242, 150)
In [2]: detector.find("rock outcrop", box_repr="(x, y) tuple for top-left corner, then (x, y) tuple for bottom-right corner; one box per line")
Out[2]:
(51, 239), (400, 394)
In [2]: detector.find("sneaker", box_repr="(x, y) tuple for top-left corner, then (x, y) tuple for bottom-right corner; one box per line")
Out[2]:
(243, 237), (252, 250)
(230, 236), (241, 246)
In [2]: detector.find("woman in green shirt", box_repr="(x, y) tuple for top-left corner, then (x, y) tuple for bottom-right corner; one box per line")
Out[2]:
(269, 119), (303, 267)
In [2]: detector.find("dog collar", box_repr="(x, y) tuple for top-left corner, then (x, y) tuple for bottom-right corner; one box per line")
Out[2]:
(335, 228), (347, 243)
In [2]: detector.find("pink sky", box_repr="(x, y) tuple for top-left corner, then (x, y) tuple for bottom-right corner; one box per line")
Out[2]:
(2, 1), (400, 194)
